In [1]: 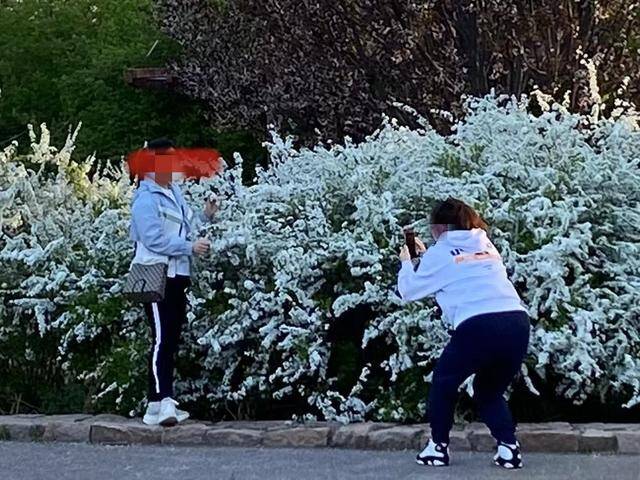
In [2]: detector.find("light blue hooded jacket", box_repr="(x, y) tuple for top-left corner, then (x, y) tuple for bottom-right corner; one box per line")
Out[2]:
(129, 179), (206, 277)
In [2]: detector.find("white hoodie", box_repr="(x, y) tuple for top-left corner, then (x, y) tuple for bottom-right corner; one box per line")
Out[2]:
(397, 228), (525, 329)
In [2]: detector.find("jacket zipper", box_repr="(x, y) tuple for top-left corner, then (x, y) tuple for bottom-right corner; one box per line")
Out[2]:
(149, 185), (185, 237)
(178, 204), (184, 237)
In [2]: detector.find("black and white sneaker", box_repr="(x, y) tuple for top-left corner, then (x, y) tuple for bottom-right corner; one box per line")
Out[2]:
(494, 440), (523, 469)
(416, 439), (450, 467)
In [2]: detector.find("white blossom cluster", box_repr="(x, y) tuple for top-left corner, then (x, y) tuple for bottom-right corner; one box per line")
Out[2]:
(0, 123), (141, 409)
(1, 91), (638, 420)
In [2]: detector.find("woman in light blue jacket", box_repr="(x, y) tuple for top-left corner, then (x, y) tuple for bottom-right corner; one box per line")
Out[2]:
(130, 138), (215, 426)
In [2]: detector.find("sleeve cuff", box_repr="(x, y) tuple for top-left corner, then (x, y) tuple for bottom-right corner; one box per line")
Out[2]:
(400, 260), (414, 274)
(198, 211), (211, 223)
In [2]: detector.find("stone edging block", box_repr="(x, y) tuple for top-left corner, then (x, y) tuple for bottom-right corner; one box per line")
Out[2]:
(0, 415), (637, 454)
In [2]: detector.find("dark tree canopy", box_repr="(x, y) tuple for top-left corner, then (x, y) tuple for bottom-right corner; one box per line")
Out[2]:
(0, 0), (218, 160)
(158, 0), (640, 142)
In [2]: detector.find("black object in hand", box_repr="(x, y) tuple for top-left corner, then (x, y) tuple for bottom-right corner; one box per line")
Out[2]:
(403, 226), (419, 259)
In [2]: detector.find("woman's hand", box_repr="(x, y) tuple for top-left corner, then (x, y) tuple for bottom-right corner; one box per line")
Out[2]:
(204, 197), (219, 219)
(193, 238), (211, 256)
(400, 238), (426, 262)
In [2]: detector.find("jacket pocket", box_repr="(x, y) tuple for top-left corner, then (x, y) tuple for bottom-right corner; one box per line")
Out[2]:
(158, 205), (183, 225)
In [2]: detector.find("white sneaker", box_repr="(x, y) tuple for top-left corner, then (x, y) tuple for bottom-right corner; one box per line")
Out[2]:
(176, 406), (189, 423)
(158, 397), (178, 426)
(143, 402), (160, 425)
(494, 440), (523, 469)
(143, 400), (190, 425)
(416, 439), (450, 467)
(176, 407), (189, 423)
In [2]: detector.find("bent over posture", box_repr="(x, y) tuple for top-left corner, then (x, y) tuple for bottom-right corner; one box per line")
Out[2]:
(398, 198), (530, 469)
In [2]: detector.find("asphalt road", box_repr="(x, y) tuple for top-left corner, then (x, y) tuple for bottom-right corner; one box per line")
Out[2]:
(1, 442), (638, 480)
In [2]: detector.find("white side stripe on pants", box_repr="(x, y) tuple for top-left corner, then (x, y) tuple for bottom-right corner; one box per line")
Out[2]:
(151, 302), (162, 394)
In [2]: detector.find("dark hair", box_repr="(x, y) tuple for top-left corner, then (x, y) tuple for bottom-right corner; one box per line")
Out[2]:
(430, 197), (488, 231)
(146, 137), (175, 151)
(131, 138), (176, 188)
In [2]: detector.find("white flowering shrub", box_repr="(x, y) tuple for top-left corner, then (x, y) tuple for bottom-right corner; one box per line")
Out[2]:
(1, 90), (639, 420)
(0, 124), (144, 412)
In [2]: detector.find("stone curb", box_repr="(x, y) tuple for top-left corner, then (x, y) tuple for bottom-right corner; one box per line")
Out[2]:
(0, 416), (638, 454)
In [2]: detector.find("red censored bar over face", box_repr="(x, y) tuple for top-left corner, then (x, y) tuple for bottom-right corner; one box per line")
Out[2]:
(127, 148), (223, 179)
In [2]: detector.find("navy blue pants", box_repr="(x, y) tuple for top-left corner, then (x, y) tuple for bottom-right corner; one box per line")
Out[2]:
(143, 275), (190, 402)
(429, 310), (530, 445)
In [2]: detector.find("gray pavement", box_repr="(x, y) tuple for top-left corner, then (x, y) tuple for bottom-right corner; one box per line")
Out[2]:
(0, 441), (638, 480)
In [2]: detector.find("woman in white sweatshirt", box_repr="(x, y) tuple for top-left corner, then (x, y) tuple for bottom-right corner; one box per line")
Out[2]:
(397, 198), (529, 470)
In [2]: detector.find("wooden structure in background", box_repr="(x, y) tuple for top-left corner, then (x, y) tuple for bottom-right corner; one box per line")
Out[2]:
(124, 68), (176, 88)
